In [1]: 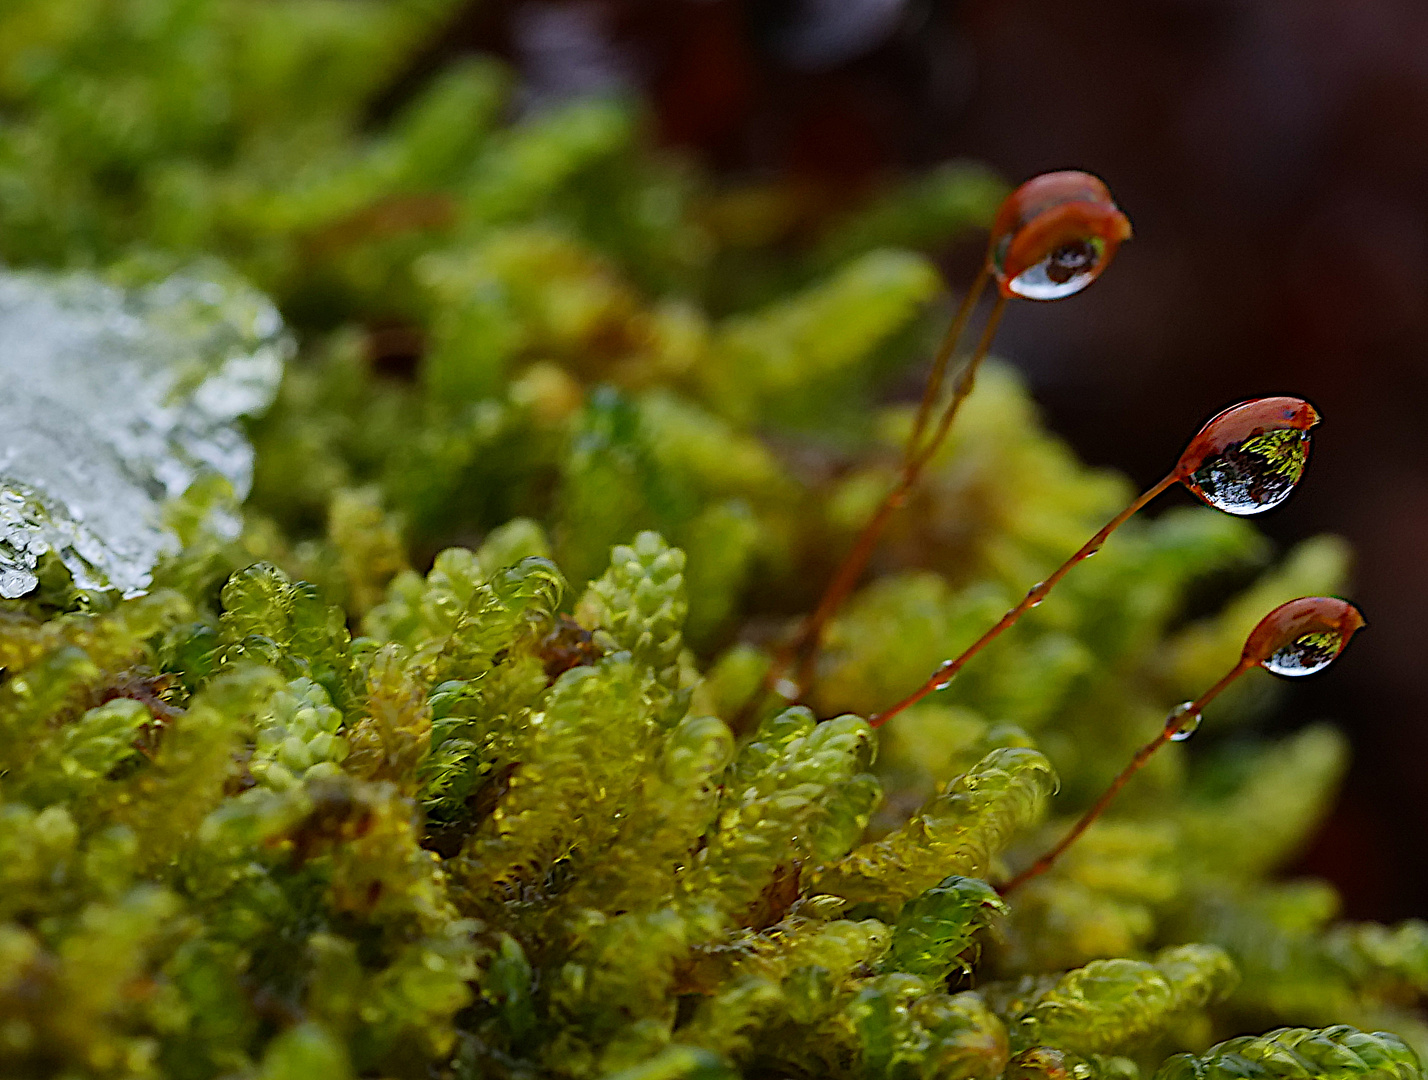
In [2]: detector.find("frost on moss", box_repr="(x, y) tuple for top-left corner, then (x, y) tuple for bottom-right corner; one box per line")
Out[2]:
(0, 2), (1419, 1078)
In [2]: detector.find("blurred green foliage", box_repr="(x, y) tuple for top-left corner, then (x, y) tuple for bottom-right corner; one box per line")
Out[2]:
(0, 2), (1421, 1079)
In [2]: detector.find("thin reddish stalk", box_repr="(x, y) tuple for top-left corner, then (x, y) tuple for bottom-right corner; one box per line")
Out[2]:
(905, 267), (991, 465)
(789, 296), (1010, 689)
(869, 472), (1178, 728)
(730, 293), (1009, 731)
(999, 655), (1255, 895)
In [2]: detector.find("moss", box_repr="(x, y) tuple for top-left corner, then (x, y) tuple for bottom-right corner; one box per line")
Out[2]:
(0, 2), (1418, 1078)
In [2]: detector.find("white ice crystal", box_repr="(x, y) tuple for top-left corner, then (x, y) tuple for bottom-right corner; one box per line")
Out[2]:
(0, 267), (290, 598)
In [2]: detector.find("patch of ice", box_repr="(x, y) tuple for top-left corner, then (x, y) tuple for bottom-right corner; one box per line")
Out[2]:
(0, 267), (290, 598)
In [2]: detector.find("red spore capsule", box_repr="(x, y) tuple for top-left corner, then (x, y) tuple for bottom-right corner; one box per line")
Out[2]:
(1242, 596), (1366, 677)
(987, 171), (1133, 301)
(1175, 396), (1320, 515)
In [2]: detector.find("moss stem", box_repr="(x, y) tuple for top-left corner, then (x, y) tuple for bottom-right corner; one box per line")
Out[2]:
(731, 288), (1006, 730)
(904, 266), (991, 464)
(999, 655), (1254, 895)
(870, 472), (1178, 728)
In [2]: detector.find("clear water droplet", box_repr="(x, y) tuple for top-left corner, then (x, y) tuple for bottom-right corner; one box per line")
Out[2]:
(1164, 702), (1202, 741)
(1186, 428), (1311, 515)
(1005, 237), (1106, 300)
(1262, 630), (1344, 677)
(934, 662), (955, 691)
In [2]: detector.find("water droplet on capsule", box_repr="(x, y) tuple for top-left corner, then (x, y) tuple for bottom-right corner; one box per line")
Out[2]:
(1263, 633), (1342, 676)
(987, 171), (1132, 301)
(1007, 238), (1106, 300)
(1242, 596), (1366, 678)
(1164, 702), (1202, 741)
(1176, 397), (1320, 516)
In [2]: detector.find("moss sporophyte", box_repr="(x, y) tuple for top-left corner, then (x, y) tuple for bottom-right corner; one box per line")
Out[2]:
(0, 7), (1418, 1078)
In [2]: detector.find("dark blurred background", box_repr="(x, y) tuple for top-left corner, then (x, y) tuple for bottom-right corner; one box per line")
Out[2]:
(416, 0), (1428, 918)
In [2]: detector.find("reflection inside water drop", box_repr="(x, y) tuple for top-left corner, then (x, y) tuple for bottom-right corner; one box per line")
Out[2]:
(1164, 702), (1202, 741)
(1005, 238), (1105, 300)
(1186, 428), (1310, 515)
(1263, 630), (1343, 677)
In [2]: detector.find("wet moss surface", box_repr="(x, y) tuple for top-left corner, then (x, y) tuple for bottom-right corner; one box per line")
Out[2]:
(0, 4), (1423, 1078)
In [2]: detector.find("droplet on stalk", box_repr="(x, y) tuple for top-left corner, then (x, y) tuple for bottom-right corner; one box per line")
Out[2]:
(1242, 595), (1366, 677)
(871, 398), (1328, 730)
(1175, 396), (1320, 515)
(737, 172), (1136, 725)
(988, 171), (1133, 301)
(1164, 702), (1202, 741)
(1001, 594), (1365, 894)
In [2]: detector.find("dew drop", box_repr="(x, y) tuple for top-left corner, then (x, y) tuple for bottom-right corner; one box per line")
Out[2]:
(932, 662), (956, 691)
(1186, 427), (1311, 515)
(1007, 238), (1106, 300)
(1164, 702), (1202, 741)
(1263, 633), (1342, 677)
(987, 171), (1132, 302)
(1177, 397), (1320, 516)
(1242, 596), (1366, 678)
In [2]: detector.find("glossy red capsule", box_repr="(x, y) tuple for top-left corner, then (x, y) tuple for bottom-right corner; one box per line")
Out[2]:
(987, 171), (1133, 300)
(1242, 596), (1366, 676)
(1174, 396), (1321, 515)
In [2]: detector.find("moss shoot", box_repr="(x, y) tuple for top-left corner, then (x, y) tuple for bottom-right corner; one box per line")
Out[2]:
(0, 3), (1421, 1079)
